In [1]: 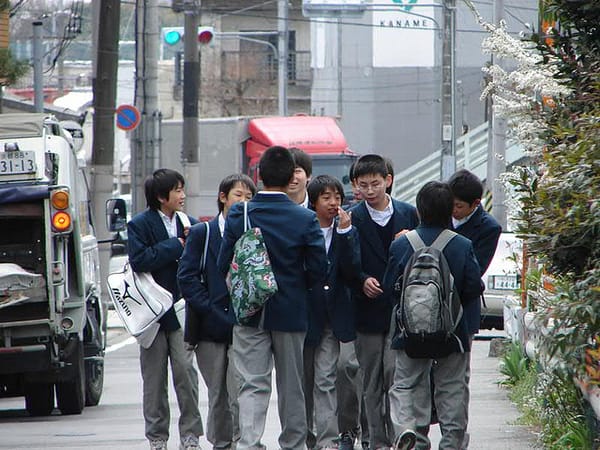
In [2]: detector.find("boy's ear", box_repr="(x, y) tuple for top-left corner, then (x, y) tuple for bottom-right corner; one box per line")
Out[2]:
(385, 174), (393, 188)
(218, 191), (227, 206)
(472, 198), (481, 208)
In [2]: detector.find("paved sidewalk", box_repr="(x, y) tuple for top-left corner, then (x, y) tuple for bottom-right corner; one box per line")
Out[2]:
(427, 332), (538, 449)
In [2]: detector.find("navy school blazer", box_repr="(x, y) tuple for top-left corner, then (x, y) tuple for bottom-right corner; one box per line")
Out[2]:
(127, 209), (198, 331)
(349, 198), (419, 333)
(452, 204), (502, 333)
(177, 217), (234, 344)
(217, 193), (328, 332)
(382, 225), (482, 353)
(305, 224), (362, 347)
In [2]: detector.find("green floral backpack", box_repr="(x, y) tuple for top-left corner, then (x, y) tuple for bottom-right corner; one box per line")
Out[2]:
(227, 201), (278, 324)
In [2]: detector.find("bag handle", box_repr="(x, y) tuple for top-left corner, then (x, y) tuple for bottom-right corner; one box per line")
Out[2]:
(243, 201), (251, 232)
(176, 211), (191, 229)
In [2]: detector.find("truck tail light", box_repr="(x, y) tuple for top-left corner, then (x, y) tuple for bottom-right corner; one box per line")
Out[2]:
(51, 188), (72, 233)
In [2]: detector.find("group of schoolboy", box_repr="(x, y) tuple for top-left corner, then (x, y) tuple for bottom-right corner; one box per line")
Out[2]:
(128, 144), (501, 450)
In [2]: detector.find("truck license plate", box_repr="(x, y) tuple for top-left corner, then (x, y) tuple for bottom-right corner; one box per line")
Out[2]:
(0, 151), (36, 175)
(489, 274), (519, 290)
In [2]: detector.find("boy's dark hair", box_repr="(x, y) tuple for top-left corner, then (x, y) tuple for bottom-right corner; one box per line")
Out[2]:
(447, 169), (483, 204)
(307, 175), (345, 207)
(384, 157), (394, 195)
(217, 173), (257, 212)
(259, 146), (295, 188)
(352, 154), (389, 179)
(289, 147), (313, 178)
(416, 181), (453, 227)
(144, 168), (185, 210)
(348, 161), (357, 182)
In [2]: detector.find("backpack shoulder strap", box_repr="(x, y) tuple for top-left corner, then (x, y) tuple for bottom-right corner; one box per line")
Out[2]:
(405, 230), (426, 251)
(430, 229), (457, 252)
(200, 222), (210, 273)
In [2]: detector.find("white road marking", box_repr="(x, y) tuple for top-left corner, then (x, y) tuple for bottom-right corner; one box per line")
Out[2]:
(106, 335), (136, 353)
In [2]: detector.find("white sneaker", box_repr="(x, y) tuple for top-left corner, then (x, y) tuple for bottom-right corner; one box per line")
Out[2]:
(180, 435), (201, 450)
(149, 440), (168, 450)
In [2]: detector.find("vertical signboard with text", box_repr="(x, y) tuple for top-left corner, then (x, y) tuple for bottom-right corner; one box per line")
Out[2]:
(373, 0), (436, 67)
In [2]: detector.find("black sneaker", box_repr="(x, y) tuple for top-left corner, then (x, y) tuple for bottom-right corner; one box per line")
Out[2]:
(338, 430), (356, 450)
(395, 429), (416, 450)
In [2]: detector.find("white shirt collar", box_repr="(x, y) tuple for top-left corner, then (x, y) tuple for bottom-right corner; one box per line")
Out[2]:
(452, 205), (478, 229)
(300, 192), (309, 209)
(158, 209), (177, 238)
(365, 194), (394, 227)
(258, 190), (286, 195)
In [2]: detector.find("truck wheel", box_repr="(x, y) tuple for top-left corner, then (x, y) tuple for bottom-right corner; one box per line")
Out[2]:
(56, 342), (85, 415)
(24, 382), (54, 416)
(84, 358), (104, 406)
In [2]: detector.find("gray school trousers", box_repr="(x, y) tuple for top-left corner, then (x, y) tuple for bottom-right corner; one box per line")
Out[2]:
(140, 328), (203, 444)
(389, 349), (469, 450)
(336, 341), (369, 441)
(355, 331), (396, 449)
(233, 325), (307, 450)
(194, 341), (240, 450)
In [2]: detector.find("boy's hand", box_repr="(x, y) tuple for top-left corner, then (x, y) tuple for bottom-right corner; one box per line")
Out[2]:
(338, 207), (351, 229)
(363, 277), (383, 298)
(394, 228), (410, 240)
(183, 226), (190, 238)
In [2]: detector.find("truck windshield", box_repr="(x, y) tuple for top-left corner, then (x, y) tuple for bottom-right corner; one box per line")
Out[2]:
(311, 156), (357, 198)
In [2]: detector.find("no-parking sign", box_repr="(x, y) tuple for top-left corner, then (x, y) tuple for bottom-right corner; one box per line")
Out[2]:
(115, 104), (141, 131)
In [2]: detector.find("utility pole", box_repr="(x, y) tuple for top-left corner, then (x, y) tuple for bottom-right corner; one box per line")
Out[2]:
(32, 21), (43, 112)
(91, 0), (120, 307)
(132, 0), (161, 214)
(487, 0), (507, 228)
(440, 0), (456, 180)
(278, 0), (288, 116)
(180, 1), (201, 215)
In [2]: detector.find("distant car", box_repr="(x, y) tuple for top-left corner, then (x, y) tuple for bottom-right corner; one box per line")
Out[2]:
(480, 232), (523, 330)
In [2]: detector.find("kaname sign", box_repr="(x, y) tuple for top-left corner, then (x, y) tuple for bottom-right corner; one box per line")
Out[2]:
(373, 0), (435, 67)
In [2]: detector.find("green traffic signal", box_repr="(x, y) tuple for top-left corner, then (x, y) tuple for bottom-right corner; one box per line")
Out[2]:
(164, 29), (182, 46)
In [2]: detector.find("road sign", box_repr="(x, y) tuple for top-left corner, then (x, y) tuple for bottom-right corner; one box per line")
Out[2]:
(115, 104), (141, 131)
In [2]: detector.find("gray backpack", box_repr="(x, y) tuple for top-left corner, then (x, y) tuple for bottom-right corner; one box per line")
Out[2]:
(395, 229), (464, 359)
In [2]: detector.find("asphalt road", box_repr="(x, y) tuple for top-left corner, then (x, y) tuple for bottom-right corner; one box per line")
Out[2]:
(0, 322), (537, 450)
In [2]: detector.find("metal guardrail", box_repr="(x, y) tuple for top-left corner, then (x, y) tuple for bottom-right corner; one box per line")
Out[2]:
(391, 121), (524, 204)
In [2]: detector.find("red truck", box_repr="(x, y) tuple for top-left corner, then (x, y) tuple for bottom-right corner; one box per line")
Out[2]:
(160, 115), (359, 218)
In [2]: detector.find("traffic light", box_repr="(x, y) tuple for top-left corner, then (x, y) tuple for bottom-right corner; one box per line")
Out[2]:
(197, 26), (214, 45)
(161, 26), (215, 47)
(162, 27), (183, 46)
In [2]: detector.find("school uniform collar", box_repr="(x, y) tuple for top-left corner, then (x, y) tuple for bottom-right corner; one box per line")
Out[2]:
(157, 209), (177, 238)
(365, 194), (394, 227)
(452, 204), (480, 229)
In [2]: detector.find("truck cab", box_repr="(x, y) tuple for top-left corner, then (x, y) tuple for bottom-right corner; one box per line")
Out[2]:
(0, 113), (105, 416)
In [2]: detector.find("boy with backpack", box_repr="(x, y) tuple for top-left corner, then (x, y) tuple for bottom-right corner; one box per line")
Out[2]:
(382, 181), (482, 450)
(348, 154), (419, 449)
(217, 146), (328, 450)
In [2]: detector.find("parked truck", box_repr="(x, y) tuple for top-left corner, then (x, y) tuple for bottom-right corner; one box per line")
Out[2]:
(161, 115), (358, 218)
(0, 113), (106, 416)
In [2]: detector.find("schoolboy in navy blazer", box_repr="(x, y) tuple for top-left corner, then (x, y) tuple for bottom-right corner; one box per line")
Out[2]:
(128, 204), (198, 331)
(218, 192), (327, 331)
(350, 197), (419, 332)
(178, 217), (233, 343)
(127, 169), (202, 450)
(305, 221), (361, 346)
(448, 169), (502, 333)
(216, 147), (328, 449)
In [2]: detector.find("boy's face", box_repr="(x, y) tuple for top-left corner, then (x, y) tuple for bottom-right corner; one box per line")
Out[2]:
(452, 198), (480, 220)
(159, 182), (185, 215)
(220, 182), (254, 216)
(314, 187), (342, 224)
(356, 173), (391, 207)
(287, 167), (309, 198)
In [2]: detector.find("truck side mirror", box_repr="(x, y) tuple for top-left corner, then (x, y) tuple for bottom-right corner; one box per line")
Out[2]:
(106, 198), (127, 232)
